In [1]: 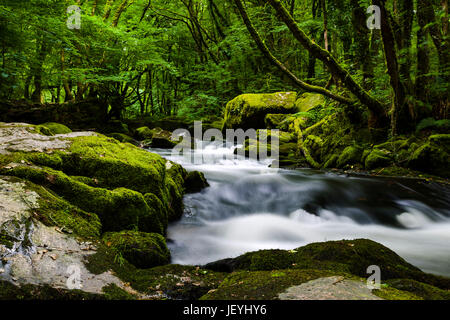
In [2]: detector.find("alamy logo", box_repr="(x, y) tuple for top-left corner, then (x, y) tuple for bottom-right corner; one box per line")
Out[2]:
(367, 5), (381, 30)
(66, 264), (82, 290)
(67, 5), (81, 30)
(366, 265), (381, 290)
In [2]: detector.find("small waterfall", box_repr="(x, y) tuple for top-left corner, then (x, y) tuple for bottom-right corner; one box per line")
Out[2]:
(149, 141), (450, 276)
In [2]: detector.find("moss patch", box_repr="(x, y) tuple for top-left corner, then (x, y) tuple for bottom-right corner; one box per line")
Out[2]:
(102, 231), (170, 269)
(85, 245), (226, 299)
(200, 269), (336, 300)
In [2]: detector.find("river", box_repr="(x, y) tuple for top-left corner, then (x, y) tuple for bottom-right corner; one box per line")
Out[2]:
(150, 140), (450, 277)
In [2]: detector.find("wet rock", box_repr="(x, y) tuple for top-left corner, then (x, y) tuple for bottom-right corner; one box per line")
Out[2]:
(184, 171), (209, 194)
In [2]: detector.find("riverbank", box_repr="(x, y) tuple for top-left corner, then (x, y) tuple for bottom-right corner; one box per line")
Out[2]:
(0, 121), (449, 300)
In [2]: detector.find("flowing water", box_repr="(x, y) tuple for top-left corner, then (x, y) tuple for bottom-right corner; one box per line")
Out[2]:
(150, 141), (450, 277)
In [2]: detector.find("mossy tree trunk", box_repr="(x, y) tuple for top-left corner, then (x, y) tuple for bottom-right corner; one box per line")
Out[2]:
(373, 0), (414, 135)
(265, 0), (388, 129)
(231, 0), (353, 105)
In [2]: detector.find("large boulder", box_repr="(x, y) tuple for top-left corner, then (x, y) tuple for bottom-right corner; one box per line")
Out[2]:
(0, 122), (189, 233)
(223, 92), (297, 130)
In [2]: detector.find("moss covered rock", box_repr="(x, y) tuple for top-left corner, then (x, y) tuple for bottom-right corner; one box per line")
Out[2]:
(223, 92), (297, 130)
(336, 146), (363, 168)
(408, 134), (450, 177)
(295, 93), (325, 113)
(205, 239), (450, 290)
(134, 126), (154, 140)
(1, 164), (164, 234)
(365, 149), (392, 170)
(185, 171), (209, 193)
(103, 231), (170, 269)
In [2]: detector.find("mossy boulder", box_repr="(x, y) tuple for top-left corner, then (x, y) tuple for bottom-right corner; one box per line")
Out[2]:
(185, 171), (209, 193)
(150, 128), (180, 149)
(135, 127), (180, 149)
(102, 231), (170, 269)
(294, 93), (325, 113)
(1, 165), (164, 234)
(134, 126), (154, 140)
(408, 134), (450, 177)
(336, 146), (363, 168)
(0, 124), (189, 234)
(365, 149), (392, 170)
(223, 92), (297, 130)
(39, 122), (72, 135)
(205, 239), (450, 290)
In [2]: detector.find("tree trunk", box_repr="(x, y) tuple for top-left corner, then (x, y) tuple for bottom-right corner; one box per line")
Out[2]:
(266, 0), (388, 128)
(232, 0), (353, 105)
(373, 0), (412, 135)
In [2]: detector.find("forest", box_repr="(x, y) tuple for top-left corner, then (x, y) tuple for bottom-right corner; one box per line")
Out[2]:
(0, 0), (448, 131)
(0, 0), (449, 303)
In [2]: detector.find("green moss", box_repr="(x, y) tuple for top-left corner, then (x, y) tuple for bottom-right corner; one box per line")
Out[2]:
(30, 181), (102, 238)
(106, 133), (137, 145)
(294, 93), (325, 113)
(336, 146), (363, 168)
(372, 285), (422, 300)
(63, 135), (167, 196)
(101, 284), (136, 300)
(322, 154), (339, 169)
(34, 125), (54, 136)
(102, 231), (170, 269)
(144, 193), (168, 231)
(200, 269), (336, 300)
(205, 239), (450, 290)
(384, 279), (450, 300)
(365, 149), (392, 170)
(185, 171), (209, 193)
(135, 126), (153, 140)
(304, 135), (324, 160)
(0, 280), (103, 300)
(150, 128), (180, 149)
(40, 122), (72, 135)
(264, 114), (289, 129)
(408, 137), (450, 177)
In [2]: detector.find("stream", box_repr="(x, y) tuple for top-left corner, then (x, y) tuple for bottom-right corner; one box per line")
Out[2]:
(150, 141), (450, 277)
